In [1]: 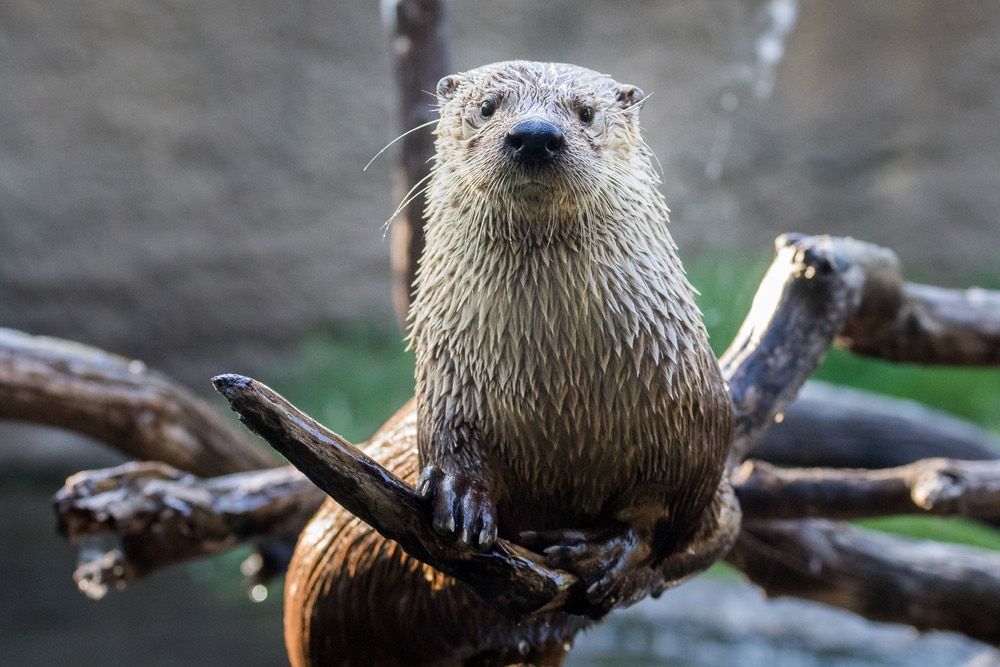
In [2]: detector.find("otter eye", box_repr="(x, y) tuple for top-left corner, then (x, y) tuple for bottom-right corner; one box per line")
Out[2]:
(578, 105), (595, 124)
(480, 99), (497, 118)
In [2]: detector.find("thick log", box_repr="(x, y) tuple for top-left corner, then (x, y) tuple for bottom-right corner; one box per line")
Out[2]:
(54, 461), (323, 599)
(757, 381), (1000, 469)
(0, 327), (274, 475)
(384, 0), (450, 324)
(729, 520), (1000, 645)
(735, 458), (1000, 521)
(212, 374), (575, 618)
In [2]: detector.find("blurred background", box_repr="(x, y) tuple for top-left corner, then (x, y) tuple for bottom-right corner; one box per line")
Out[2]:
(1, 0), (998, 665)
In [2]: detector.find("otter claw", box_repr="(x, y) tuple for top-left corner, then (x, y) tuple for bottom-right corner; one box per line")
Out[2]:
(520, 525), (648, 613)
(419, 465), (497, 551)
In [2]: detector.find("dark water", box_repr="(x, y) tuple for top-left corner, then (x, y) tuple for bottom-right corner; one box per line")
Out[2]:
(0, 480), (286, 667)
(0, 479), (990, 667)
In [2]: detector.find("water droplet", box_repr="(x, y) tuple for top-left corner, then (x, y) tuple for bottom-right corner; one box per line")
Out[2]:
(250, 584), (268, 603)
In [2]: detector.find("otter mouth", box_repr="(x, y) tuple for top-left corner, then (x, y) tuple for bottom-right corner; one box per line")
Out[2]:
(505, 174), (560, 200)
(510, 172), (557, 186)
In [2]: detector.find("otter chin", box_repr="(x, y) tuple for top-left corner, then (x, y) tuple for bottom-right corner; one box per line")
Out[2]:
(284, 61), (735, 667)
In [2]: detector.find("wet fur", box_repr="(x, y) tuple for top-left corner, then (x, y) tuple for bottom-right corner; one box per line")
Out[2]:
(284, 61), (732, 666)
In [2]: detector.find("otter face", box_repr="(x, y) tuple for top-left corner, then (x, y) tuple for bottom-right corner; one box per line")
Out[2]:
(431, 61), (650, 221)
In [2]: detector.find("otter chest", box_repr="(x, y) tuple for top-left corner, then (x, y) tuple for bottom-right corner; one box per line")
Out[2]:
(425, 244), (695, 515)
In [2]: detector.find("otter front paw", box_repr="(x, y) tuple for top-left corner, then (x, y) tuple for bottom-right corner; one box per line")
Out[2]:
(520, 526), (651, 615)
(418, 465), (498, 551)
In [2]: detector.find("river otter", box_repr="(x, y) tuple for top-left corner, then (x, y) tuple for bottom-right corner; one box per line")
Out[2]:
(284, 61), (735, 666)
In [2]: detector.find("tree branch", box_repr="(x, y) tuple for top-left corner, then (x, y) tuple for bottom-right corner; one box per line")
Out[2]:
(728, 520), (1000, 645)
(211, 374), (577, 618)
(0, 327), (275, 475)
(735, 458), (1000, 521)
(838, 280), (1000, 365)
(54, 461), (323, 599)
(204, 233), (999, 634)
(756, 381), (1000, 469)
(720, 234), (892, 463)
(721, 234), (1000, 464)
(385, 0), (450, 324)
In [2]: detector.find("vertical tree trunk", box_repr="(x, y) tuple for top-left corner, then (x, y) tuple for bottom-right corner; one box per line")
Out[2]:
(385, 0), (450, 325)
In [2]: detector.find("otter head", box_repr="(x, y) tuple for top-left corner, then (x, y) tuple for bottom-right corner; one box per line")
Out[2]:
(429, 61), (653, 241)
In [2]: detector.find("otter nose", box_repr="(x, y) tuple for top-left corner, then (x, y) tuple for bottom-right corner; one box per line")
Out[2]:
(505, 119), (565, 165)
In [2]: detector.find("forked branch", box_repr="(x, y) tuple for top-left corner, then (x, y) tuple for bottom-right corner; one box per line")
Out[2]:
(720, 234), (1000, 464)
(54, 461), (322, 599)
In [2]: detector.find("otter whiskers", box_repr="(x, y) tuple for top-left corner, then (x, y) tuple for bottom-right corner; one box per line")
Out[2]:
(381, 171), (434, 239)
(363, 118), (438, 172)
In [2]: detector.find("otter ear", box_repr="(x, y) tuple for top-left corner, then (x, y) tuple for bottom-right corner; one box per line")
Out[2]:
(616, 85), (646, 109)
(436, 74), (465, 102)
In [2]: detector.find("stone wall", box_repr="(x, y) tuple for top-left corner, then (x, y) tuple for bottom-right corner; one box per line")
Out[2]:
(1, 0), (998, 385)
